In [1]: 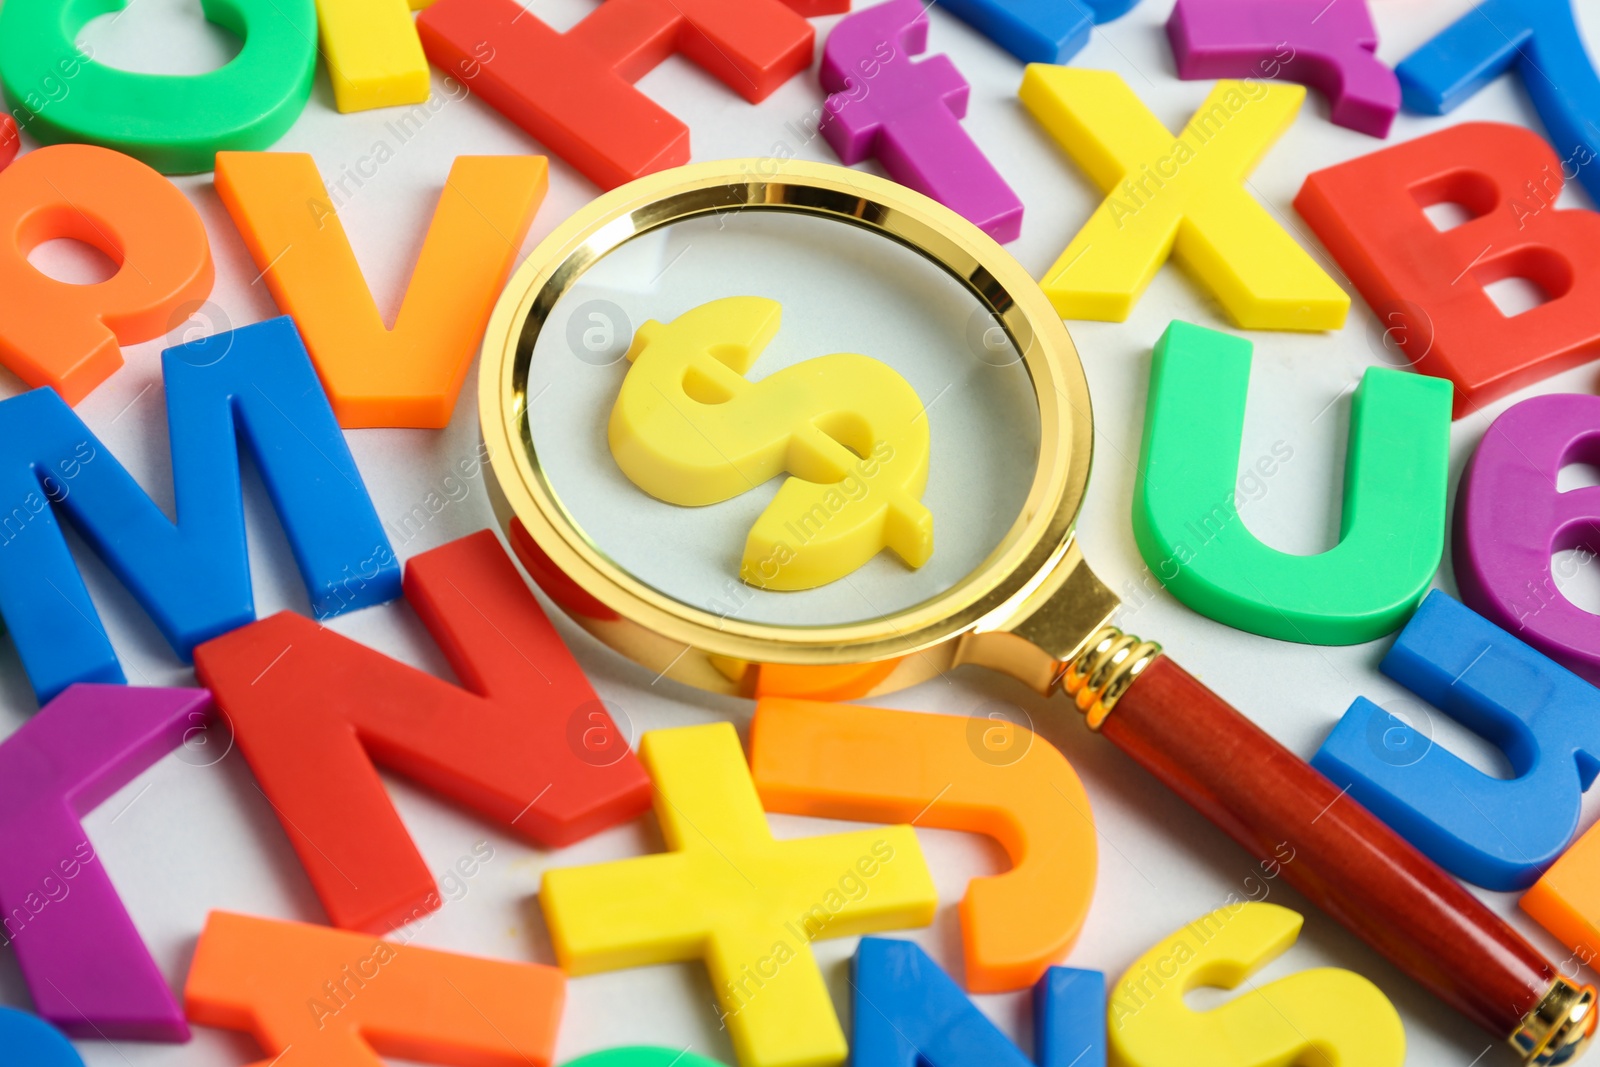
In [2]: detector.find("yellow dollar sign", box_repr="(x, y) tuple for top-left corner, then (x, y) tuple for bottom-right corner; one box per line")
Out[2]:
(608, 296), (933, 591)
(1108, 902), (1405, 1067)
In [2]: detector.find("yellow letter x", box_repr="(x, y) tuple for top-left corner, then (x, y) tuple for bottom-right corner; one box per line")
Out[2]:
(540, 722), (936, 1067)
(1020, 67), (1349, 331)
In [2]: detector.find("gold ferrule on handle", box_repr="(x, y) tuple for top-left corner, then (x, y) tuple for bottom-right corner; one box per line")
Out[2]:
(1058, 625), (1161, 730)
(1514, 978), (1597, 1065)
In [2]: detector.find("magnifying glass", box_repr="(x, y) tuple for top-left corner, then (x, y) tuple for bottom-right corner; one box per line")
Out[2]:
(479, 159), (1593, 1065)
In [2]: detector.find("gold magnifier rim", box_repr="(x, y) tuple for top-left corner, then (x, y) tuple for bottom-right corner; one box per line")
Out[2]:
(479, 158), (1093, 673)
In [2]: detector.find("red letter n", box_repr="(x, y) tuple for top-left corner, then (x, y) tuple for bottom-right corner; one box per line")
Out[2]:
(193, 530), (651, 933)
(1296, 122), (1600, 416)
(417, 0), (818, 189)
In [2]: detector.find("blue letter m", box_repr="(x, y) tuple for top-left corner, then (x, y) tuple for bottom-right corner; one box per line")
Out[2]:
(0, 316), (399, 702)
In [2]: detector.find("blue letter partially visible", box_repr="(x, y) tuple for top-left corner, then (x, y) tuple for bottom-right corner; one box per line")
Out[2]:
(0, 315), (399, 701)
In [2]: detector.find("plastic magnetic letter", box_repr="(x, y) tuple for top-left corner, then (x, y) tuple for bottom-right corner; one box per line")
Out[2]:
(749, 698), (1096, 993)
(1108, 903), (1405, 1067)
(1019, 67), (1348, 330)
(0, 115), (16, 171)
(1038, 968), (1107, 1067)
(609, 296), (933, 591)
(819, 1), (1023, 243)
(1134, 321), (1450, 644)
(1526, 812), (1600, 965)
(215, 152), (547, 427)
(1295, 123), (1600, 416)
(0, 0), (315, 174)
(853, 938), (1105, 1067)
(0, 144), (213, 405)
(1456, 393), (1600, 682)
(1397, 0), (1600, 204)
(194, 530), (650, 934)
(0, 316), (397, 703)
(185, 911), (564, 1065)
(1312, 591), (1600, 890)
(0, 685), (211, 1041)
(540, 722), (936, 1067)
(933, 0), (1140, 65)
(417, 0), (813, 190)
(316, 0), (433, 112)
(1166, 0), (1398, 137)
(563, 1052), (727, 1067)
(0, 1008), (82, 1066)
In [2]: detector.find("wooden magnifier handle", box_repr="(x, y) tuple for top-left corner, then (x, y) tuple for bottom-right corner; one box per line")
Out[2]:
(1063, 640), (1596, 1065)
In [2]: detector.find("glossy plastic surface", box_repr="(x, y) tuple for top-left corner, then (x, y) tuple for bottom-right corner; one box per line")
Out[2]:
(1107, 903), (1404, 1067)
(1526, 820), (1600, 969)
(0, 116), (16, 170)
(1456, 393), (1600, 683)
(1109, 655), (1556, 1038)
(0, 144), (212, 405)
(1019, 66), (1348, 329)
(194, 530), (650, 933)
(0, 316), (396, 703)
(316, 0), (433, 112)
(185, 911), (565, 1065)
(0, 685), (210, 1041)
(0, 1008), (82, 1066)
(1133, 320), (1450, 644)
(1295, 122), (1600, 416)
(1315, 591), (1600, 890)
(853, 937), (1105, 1067)
(749, 697), (1095, 993)
(0, 0), (314, 172)
(608, 296), (932, 591)
(934, 0), (1141, 65)
(563, 1052), (727, 1067)
(819, 0), (1023, 242)
(1397, 0), (1600, 204)
(417, 0), (814, 189)
(540, 722), (936, 1067)
(1166, 0), (1398, 136)
(216, 151), (547, 427)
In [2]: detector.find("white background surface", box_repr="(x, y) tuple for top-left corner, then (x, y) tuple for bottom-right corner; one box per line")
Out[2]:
(3, 0), (1596, 1064)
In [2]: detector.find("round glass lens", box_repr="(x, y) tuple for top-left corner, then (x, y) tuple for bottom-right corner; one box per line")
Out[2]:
(525, 208), (1041, 628)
